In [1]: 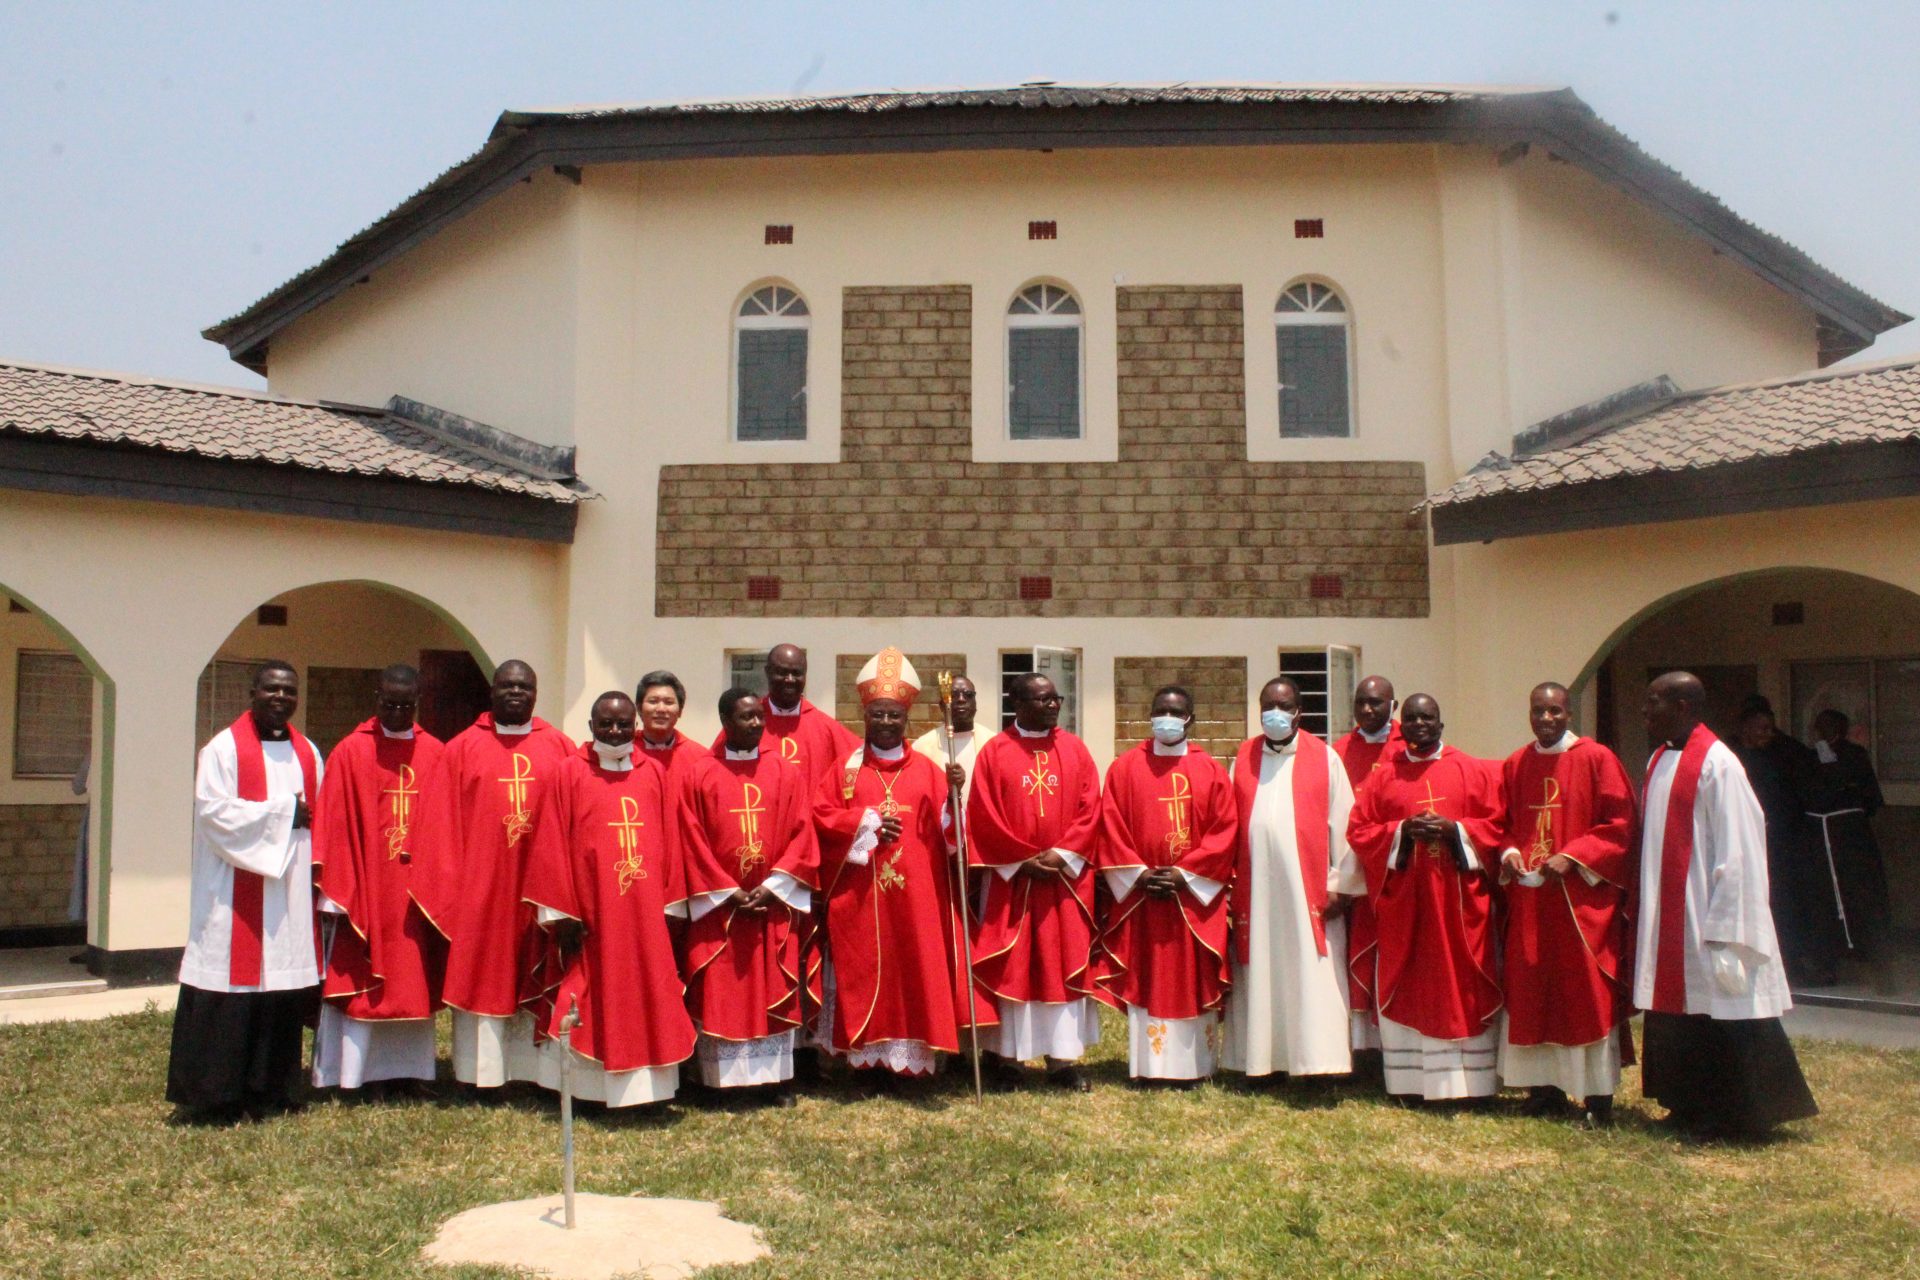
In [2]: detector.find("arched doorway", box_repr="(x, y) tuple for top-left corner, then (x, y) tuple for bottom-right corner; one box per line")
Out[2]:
(195, 581), (492, 760)
(0, 584), (111, 992)
(1573, 567), (1920, 1002)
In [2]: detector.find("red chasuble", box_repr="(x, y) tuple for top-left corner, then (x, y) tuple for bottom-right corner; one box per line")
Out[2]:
(679, 749), (821, 1041)
(411, 713), (575, 1017)
(813, 747), (993, 1061)
(965, 730), (1102, 1005)
(714, 700), (861, 797)
(1499, 738), (1638, 1047)
(639, 730), (703, 791)
(1347, 746), (1505, 1042)
(313, 720), (446, 1020)
(523, 747), (696, 1073)
(1093, 743), (1237, 1019)
(1332, 725), (1402, 1020)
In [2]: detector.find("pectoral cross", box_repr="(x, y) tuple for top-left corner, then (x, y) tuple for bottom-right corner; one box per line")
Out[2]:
(1525, 775), (1562, 869)
(500, 753), (536, 847)
(1416, 777), (1448, 860)
(1160, 771), (1193, 858)
(731, 781), (768, 875)
(609, 794), (647, 894)
(384, 763), (418, 861)
(1022, 750), (1060, 817)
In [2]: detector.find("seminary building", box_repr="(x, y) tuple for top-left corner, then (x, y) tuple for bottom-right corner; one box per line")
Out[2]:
(1, 84), (1917, 988)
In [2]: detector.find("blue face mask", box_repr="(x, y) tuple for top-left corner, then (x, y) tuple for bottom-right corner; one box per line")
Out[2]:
(1261, 708), (1296, 740)
(1150, 715), (1189, 745)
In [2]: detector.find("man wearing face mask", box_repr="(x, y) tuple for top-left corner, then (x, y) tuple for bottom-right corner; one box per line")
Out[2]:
(1493, 682), (1636, 1127)
(310, 664), (446, 1096)
(1220, 677), (1365, 1083)
(967, 672), (1104, 1090)
(1331, 675), (1400, 1060)
(412, 659), (574, 1092)
(1093, 686), (1238, 1084)
(1346, 694), (1505, 1102)
(524, 691), (696, 1107)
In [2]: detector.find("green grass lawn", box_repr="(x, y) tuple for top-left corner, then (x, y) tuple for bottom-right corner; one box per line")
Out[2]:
(1, 1005), (1915, 1279)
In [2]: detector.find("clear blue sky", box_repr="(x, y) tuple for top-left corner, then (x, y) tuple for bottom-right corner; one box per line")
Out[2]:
(3, 1), (1915, 390)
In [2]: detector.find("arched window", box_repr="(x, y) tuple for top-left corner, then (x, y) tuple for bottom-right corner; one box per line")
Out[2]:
(1275, 280), (1353, 438)
(1006, 283), (1083, 440)
(734, 284), (809, 442)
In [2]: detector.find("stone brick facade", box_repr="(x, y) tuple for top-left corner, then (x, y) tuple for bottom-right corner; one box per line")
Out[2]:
(832, 652), (968, 741)
(0, 803), (84, 928)
(1112, 657), (1249, 764)
(655, 284), (1429, 618)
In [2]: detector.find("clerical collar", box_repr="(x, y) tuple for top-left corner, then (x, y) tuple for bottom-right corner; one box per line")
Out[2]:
(1152, 739), (1189, 756)
(1404, 741), (1444, 762)
(1263, 734), (1298, 755)
(1532, 730), (1578, 755)
(381, 726), (415, 740)
(494, 719), (534, 736)
(767, 701), (801, 718)
(867, 742), (905, 761)
(1358, 724), (1392, 745)
(724, 746), (759, 761)
(592, 741), (634, 771)
(1014, 723), (1052, 739)
(641, 734), (677, 750)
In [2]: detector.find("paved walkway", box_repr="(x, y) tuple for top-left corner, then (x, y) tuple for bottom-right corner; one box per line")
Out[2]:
(0, 983), (176, 1026)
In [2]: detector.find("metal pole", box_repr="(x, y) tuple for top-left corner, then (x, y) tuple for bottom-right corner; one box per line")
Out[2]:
(559, 996), (580, 1229)
(938, 672), (986, 1104)
(1811, 810), (1859, 953)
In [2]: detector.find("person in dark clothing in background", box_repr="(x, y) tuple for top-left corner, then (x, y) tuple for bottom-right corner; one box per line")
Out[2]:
(1733, 700), (1827, 985)
(1805, 709), (1892, 977)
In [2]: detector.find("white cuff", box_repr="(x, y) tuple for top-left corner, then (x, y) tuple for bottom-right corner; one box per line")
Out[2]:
(686, 888), (734, 923)
(316, 890), (348, 916)
(1179, 869), (1225, 906)
(995, 862), (1021, 881)
(1103, 867), (1143, 902)
(1453, 823), (1480, 872)
(765, 870), (812, 913)
(536, 904), (578, 926)
(1709, 943), (1752, 998)
(1055, 848), (1087, 877)
(847, 808), (881, 868)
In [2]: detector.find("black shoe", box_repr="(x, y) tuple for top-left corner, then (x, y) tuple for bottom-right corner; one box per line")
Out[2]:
(983, 1053), (1026, 1090)
(1584, 1095), (1615, 1129)
(1046, 1065), (1091, 1093)
(1522, 1086), (1568, 1116)
(771, 1085), (798, 1109)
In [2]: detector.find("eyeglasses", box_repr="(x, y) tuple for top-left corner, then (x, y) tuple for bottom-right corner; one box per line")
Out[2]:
(1020, 693), (1064, 705)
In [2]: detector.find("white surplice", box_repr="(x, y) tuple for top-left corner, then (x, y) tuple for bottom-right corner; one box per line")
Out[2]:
(1220, 735), (1364, 1077)
(177, 728), (324, 993)
(1633, 739), (1791, 1020)
(912, 725), (997, 809)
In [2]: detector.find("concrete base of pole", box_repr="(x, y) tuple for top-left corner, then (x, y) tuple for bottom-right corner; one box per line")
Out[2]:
(422, 1193), (769, 1279)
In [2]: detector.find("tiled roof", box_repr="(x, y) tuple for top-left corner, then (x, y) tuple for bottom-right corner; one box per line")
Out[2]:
(0, 361), (590, 503)
(1429, 358), (1920, 508)
(203, 83), (1906, 373)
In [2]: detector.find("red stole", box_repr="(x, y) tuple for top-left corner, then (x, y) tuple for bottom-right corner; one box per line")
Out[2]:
(1231, 732), (1333, 963)
(1647, 722), (1716, 1015)
(227, 711), (318, 987)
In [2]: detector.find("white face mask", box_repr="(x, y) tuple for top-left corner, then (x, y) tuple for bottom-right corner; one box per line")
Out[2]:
(1150, 715), (1189, 745)
(1815, 740), (1839, 764)
(592, 739), (634, 766)
(1261, 708), (1296, 740)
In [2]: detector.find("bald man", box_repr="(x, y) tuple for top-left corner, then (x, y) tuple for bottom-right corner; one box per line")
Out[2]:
(1635, 672), (1815, 1139)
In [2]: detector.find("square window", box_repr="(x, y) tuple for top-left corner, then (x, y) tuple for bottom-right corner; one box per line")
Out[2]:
(13, 650), (91, 778)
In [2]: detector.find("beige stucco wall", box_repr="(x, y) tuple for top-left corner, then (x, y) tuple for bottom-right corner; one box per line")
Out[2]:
(255, 143), (1829, 753)
(267, 174), (581, 445)
(1444, 497), (1920, 761)
(0, 487), (564, 952)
